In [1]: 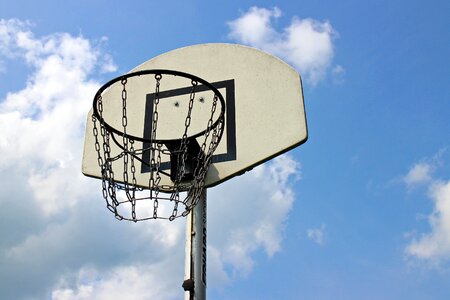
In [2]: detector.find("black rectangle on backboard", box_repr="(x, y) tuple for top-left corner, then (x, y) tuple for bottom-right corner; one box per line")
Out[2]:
(141, 79), (236, 173)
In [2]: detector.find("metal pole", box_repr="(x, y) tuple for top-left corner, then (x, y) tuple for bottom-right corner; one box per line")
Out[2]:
(183, 189), (207, 300)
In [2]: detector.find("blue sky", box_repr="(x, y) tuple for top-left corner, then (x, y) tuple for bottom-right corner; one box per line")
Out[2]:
(1, 1), (450, 299)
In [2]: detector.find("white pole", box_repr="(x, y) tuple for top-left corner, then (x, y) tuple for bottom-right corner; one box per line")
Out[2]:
(183, 189), (207, 300)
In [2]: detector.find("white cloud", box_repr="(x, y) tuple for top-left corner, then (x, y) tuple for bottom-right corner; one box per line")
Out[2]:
(0, 18), (116, 216)
(404, 162), (433, 187)
(406, 180), (450, 261)
(0, 19), (154, 299)
(228, 7), (338, 85)
(332, 64), (346, 84)
(52, 264), (182, 300)
(307, 224), (326, 246)
(0, 19), (30, 57)
(208, 155), (301, 278)
(404, 150), (450, 264)
(227, 7), (281, 47)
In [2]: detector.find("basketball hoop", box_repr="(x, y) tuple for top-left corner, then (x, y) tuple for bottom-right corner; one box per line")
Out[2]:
(90, 69), (225, 221)
(82, 44), (308, 299)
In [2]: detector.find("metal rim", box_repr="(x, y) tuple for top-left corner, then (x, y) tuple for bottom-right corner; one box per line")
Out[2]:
(92, 69), (226, 144)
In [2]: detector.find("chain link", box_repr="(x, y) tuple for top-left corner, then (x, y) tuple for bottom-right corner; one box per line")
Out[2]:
(151, 74), (162, 218)
(120, 78), (132, 205)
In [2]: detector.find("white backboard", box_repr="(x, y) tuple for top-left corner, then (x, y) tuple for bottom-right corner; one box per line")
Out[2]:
(82, 43), (307, 188)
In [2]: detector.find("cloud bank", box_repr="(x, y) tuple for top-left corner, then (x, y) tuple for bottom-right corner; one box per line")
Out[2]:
(208, 155), (301, 282)
(227, 6), (341, 85)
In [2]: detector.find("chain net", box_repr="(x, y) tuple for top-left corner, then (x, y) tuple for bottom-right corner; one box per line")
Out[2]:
(91, 70), (225, 221)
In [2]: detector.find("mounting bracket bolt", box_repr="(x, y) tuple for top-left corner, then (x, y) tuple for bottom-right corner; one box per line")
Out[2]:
(182, 278), (195, 292)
